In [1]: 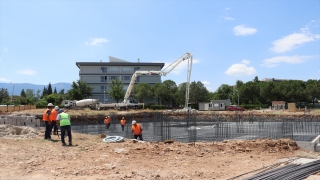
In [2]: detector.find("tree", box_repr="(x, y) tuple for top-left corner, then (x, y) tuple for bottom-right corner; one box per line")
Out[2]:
(67, 80), (94, 100)
(162, 80), (178, 106)
(176, 83), (187, 107)
(213, 84), (232, 100)
(152, 83), (165, 105)
(53, 87), (57, 94)
(132, 83), (153, 103)
(108, 78), (125, 103)
(48, 83), (52, 95)
(41, 87), (48, 98)
(25, 89), (36, 105)
(20, 89), (26, 98)
(189, 81), (209, 104)
(0, 88), (10, 104)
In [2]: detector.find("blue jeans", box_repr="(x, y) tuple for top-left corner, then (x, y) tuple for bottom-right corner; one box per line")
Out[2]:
(121, 125), (125, 131)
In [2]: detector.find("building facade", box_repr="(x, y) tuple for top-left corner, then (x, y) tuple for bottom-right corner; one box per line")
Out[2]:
(76, 56), (164, 103)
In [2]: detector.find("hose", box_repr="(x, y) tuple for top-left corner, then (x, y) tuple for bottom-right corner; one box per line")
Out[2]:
(102, 136), (124, 143)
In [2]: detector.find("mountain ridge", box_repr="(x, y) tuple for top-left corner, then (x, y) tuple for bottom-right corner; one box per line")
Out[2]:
(0, 82), (72, 95)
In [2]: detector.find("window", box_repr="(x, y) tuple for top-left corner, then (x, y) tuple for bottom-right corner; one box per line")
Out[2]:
(101, 76), (108, 82)
(108, 76), (119, 80)
(209, 103), (212, 108)
(134, 67), (140, 72)
(100, 86), (108, 92)
(121, 76), (131, 81)
(123, 85), (129, 90)
(136, 76), (140, 82)
(122, 67), (133, 72)
(108, 67), (119, 72)
(101, 67), (107, 73)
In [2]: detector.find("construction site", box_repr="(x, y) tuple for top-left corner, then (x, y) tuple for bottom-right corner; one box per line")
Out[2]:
(1, 109), (320, 179)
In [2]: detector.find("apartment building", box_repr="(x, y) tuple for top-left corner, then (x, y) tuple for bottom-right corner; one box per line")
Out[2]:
(76, 56), (165, 103)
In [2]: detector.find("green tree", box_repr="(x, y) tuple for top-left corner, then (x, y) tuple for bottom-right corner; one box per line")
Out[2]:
(133, 83), (153, 103)
(48, 83), (52, 95)
(67, 80), (94, 100)
(213, 84), (232, 100)
(109, 78), (125, 103)
(152, 83), (165, 105)
(20, 89), (26, 98)
(25, 89), (36, 105)
(162, 80), (178, 106)
(189, 81), (209, 104)
(53, 87), (57, 94)
(0, 88), (10, 104)
(41, 87), (48, 98)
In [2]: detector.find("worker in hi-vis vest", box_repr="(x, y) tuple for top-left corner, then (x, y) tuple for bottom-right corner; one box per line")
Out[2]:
(120, 117), (126, 132)
(104, 116), (111, 129)
(43, 103), (54, 140)
(50, 106), (59, 135)
(56, 109), (72, 146)
(131, 120), (143, 141)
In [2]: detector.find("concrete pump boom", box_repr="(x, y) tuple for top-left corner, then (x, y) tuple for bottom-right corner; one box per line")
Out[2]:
(123, 52), (193, 109)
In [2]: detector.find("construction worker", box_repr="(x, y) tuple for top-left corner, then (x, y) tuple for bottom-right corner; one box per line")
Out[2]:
(120, 116), (126, 131)
(56, 108), (72, 146)
(131, 120), (143, 141)
(104, 116), (111, 129)
(50, 106), (59, 135)
(43, 103), (54, 140)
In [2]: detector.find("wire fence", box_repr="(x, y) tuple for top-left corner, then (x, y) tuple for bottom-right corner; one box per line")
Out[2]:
(70, 112), (320, 143)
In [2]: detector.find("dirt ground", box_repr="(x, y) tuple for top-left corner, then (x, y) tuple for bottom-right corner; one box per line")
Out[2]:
(1, 124), (320, 180)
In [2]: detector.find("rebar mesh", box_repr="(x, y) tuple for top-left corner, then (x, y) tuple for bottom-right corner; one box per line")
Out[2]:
(70, 112), (320, 143)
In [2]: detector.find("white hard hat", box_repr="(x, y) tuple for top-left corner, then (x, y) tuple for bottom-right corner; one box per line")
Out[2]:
(132, 120), (136, 124)
(47, 103), (54, 107)
(54, 106), (59, 110)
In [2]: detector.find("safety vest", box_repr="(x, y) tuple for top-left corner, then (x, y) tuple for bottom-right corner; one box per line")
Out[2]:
(104, 118), (111, 124)
(132, 124), (142, 135)
(43, 109), (51, 121)
(51, 109), (58, 121)
(120, 119), (126, 125)
(59, 113), (71, 126)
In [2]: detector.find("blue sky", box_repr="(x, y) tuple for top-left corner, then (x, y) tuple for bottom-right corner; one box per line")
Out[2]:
(1, 0), (319, 92)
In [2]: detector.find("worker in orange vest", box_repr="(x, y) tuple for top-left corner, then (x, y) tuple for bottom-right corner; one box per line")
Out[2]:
(50, 106), (59, 135)
(120, 117), (126, 131)
(43, 103), (54, 140)
(131, 120), (143, 141)
(104, 116), (111, 129)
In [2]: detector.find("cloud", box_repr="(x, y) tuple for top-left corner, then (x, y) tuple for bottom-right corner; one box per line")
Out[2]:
(261, 55), (312, 68)
(16, 70), (37, 75)
(201, 81), (210, 85)
(85, 38), (109, 46)
(225, 59), (256, 76)
(0, 77), (11, 82)
(161, 59), (199, 75)
(270, 21), (320, 53)
(4, 47), (8, 52)
(233, 25), (257, 36)
(220, 7), (235, 21)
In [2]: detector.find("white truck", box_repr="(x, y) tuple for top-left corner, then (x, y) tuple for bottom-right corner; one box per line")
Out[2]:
(63, 99), (99, 109)
(99, 52), (193, 110)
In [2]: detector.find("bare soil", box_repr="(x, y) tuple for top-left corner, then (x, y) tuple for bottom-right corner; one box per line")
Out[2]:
(1, 124), (320, 180)
(1, 109), (320, 179)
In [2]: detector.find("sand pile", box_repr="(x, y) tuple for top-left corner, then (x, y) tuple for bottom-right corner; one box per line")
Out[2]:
(0, 125), (41, 139)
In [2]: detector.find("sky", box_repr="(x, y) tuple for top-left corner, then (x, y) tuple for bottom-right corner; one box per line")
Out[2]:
(0, 0), (320, 93)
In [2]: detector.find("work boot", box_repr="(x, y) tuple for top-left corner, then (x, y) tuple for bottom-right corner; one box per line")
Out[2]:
(62, 143), (67, 146)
